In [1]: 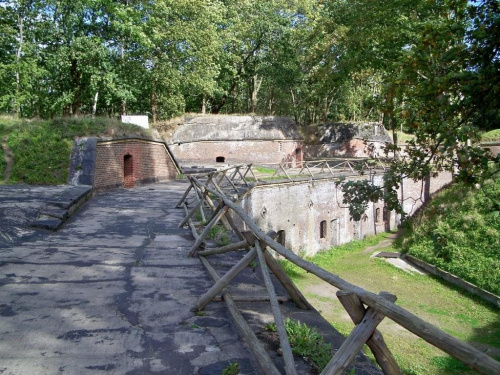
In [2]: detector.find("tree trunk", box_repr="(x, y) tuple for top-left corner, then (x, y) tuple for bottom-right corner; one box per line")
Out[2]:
(70, 59), (82, 117)
(92, 91), (99, 117)
(268, 87), (274, 115)
(120, 42), (126, 116)
(251, 74), (263, 113)
(14, 12), (23, 117)
(151, 84), (157, 123)
(201, 94), (206, 114)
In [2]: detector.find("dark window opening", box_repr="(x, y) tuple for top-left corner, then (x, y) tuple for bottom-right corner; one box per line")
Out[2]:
(276, 230), (286, 247)
(216, 156), (225, 163)
(124, 154), (134, 188)
(383, 207), (389, 222)
(320, 220), (327, 238)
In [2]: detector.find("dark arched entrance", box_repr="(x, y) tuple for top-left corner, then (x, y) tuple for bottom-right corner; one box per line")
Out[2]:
(216, 156), (226, 163)
(124, 154), (134, 188)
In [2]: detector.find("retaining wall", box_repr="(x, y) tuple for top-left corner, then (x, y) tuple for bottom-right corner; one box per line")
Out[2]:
(237, 172), (452, 255)
(69, 137), (180, 190)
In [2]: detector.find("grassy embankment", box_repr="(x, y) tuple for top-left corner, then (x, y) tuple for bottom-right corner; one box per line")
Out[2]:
(280, 179), (500, 375)
(481, 129), (500, 142)
(0, 117), (150, 185)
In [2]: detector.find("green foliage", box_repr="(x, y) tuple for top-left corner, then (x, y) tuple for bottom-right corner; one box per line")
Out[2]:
(206, 224), (231, 246)
(220, 362), (239, 375)
(402, 179), (500, 295)
(265, 318), (332, 372)
(482, 129), (500, 142)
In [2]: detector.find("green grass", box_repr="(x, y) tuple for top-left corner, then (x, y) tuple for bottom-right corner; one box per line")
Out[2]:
(253, 166), (277, 175)
(481, 129), (500, 142)
(206, 224), (231, 246)
(265, 318), (332, 372)
(402, 178), (500, 295)
(283, 234), (500, 375)
(0, 116), (150, 184)
(393, 131), (416, 144)
(220, 362), (239, 375)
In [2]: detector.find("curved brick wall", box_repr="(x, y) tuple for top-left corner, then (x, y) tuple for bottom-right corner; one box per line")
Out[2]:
(170, 140), (303, 166)
(94, 139), (179, 190)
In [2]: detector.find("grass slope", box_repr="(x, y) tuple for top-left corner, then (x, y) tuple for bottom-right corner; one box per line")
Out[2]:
(281, 233), (500, 375)
(0, 117), (150, 185)
(402, 178), (500, 295)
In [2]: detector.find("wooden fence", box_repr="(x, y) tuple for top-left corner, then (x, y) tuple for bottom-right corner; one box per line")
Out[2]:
(177, 165), (500, 375)
(251, 158), (387, 182)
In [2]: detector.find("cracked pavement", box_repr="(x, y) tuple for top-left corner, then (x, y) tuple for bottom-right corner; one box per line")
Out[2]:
(0, 181), (381, 375)
(0, 181), (263, 374)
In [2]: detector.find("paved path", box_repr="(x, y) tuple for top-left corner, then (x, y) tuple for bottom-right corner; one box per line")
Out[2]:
(0, 182), (381, 375)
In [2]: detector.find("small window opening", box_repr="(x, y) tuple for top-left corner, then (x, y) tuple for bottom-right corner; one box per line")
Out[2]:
(216, 156), (225, 163)
(276, 230), (286, 247)
(320, 220), (327, 238)
(375, 208), (381, 223)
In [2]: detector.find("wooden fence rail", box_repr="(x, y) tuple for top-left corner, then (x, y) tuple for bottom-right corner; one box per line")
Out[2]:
(177, 166), (500, 375)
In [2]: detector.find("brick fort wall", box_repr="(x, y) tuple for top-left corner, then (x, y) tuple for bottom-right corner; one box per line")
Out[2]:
(94, 139), (179, 190)
(170, 140), (303, 165)
(235, 172), (452, 256)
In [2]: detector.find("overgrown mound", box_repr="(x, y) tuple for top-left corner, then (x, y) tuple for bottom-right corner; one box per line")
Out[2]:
(0, 117), (150, 185)
(402, 178), (500, 295)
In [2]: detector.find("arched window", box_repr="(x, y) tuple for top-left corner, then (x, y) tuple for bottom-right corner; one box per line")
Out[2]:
(383, 207), (389, 222)
(216, 156), (225, 163)
(375, 208), (381, 223)
(276, 230), (286, 247)
(124, 154), (134, 188)
(320, 220), (327, 238)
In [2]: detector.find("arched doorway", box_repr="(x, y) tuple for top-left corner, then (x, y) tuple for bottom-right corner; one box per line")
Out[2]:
(124, 154), (134, 188)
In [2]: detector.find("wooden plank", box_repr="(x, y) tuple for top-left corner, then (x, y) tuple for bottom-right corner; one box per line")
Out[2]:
(199, 182), (500, 375)
(199, 256), (281, 375)
(193, 184), (207, 223)
(255, 241), (297, 375)
(194, 248), (258, 311)
(337, 291), (401, 375)
(213, 295), (292, 303)
(187, 205), (227, 257)
(178, 197), (207, 228)
(320, 292), (395, 375)
(176, 183), (193, 208)
(263, 250), (312, 310)
(182, 203), (201, 241)
(198, 240), (250, 257)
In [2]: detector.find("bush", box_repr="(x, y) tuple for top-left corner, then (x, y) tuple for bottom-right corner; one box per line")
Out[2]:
(402, 179), (500, 295)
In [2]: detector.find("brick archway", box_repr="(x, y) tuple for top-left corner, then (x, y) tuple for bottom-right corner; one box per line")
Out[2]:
(124, 154), (134, 188)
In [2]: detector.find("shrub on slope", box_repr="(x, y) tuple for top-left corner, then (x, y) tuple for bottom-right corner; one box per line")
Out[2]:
(402, 178), (500, 295)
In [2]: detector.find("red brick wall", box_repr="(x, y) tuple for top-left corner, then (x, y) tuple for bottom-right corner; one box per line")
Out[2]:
(94, 139), (179, 190)
(170, 140), (303, 165)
